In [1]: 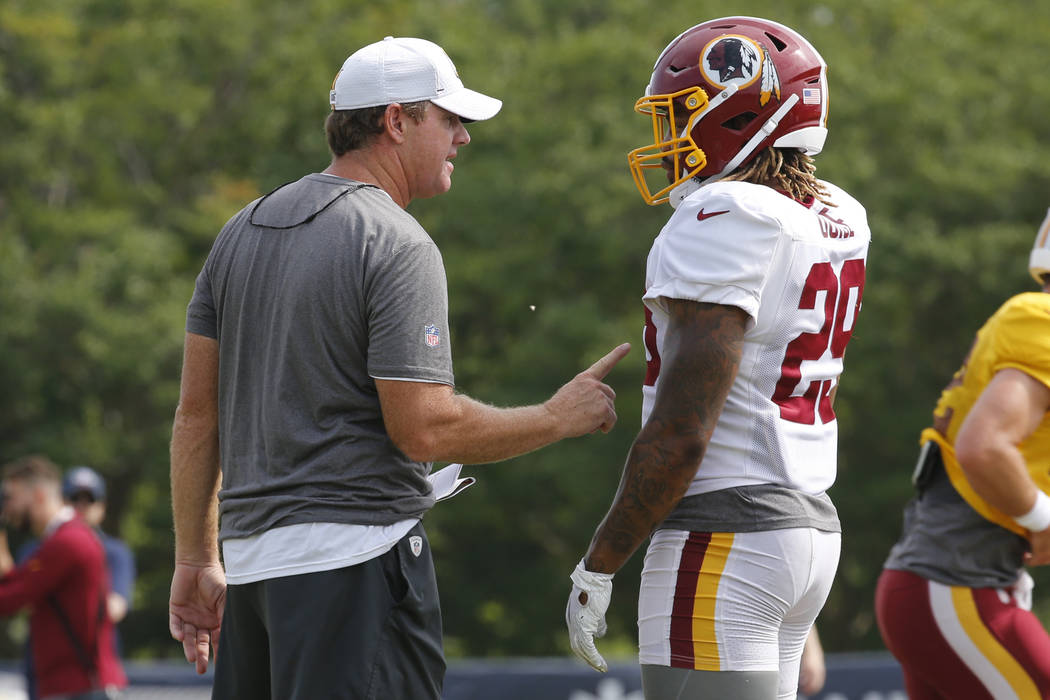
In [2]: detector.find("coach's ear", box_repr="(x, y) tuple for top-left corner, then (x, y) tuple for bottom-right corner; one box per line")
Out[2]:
(383, 103), (410, 144)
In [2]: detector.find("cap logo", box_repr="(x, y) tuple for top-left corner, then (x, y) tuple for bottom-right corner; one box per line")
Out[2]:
(701, 35), (781, 106)
(329, 69), (342, 109)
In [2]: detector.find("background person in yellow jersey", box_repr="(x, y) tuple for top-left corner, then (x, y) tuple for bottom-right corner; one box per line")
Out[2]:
(877, 210), (1050, 700)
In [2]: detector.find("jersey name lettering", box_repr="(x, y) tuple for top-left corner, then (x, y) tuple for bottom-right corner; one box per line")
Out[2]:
(817, 207), (855, 239)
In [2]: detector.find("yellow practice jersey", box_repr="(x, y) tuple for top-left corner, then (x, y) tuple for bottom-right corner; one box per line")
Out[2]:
(921, 292), (1050, 534)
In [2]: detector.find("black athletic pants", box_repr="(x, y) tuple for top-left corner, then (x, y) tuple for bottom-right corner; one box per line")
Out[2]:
(211, 522), (444, 700)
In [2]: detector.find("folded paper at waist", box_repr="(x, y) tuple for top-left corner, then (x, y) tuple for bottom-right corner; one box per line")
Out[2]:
(427, 463), (476, 502)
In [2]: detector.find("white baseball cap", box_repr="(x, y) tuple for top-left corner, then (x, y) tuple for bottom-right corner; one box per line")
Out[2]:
(330, 36), (502, 122)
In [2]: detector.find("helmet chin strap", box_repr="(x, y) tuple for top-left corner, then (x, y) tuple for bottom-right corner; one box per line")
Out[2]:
(668, 93), (800, 210)
(668, 178), (703, 209)
(665, 84), (740, 210)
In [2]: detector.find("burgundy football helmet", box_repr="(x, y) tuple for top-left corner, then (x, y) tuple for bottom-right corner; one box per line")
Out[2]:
(628, 17), (829, 207)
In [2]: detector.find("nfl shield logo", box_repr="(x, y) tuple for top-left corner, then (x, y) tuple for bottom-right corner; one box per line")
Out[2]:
(424, 324), (441, 348)
(409, 535), (423, 557)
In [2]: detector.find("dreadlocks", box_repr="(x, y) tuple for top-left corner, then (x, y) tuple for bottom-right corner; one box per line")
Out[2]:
(721, 148), (831, 205)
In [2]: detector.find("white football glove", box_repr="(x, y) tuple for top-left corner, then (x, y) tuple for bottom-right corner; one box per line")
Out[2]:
(566, 559), (614, 672)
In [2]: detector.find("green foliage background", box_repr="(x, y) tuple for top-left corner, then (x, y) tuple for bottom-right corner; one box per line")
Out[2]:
(2, 0), (1049, 663)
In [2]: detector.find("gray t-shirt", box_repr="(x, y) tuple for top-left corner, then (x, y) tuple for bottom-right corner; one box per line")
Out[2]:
(883, 460), (1027, 587)
(186, 173), (454, 541)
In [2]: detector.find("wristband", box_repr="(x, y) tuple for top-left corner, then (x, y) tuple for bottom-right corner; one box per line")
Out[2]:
(1015, 490), (1050, 532)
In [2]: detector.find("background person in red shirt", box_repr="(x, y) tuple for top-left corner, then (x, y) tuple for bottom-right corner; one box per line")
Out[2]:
(0, 455), (126, 699)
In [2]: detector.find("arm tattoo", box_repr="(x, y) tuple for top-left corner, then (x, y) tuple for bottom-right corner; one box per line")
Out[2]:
(586, 300), (747, 572)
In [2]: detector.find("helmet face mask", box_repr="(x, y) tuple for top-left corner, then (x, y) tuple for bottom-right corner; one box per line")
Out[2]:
(628, 87), (710, 205)
(628, 16), (830, 206)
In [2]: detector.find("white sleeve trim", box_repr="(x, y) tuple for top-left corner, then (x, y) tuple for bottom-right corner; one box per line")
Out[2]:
(644, 281), (760, 320)
(370, 375), (450, 384)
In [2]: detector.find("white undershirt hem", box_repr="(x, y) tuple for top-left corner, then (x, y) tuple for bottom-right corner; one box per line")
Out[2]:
(222, 519), (418, 585)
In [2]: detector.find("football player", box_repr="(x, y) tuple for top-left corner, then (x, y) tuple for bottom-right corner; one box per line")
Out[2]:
(565, 16), (871, 700)
(876, 212), (1050, 699)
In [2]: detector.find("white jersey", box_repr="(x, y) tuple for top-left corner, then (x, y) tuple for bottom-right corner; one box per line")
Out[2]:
(642, 180), (870, 497)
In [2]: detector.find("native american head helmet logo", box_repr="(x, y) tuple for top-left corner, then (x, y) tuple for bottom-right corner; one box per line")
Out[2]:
(700, 35), (781, 107)
(704, 37), (758, 84)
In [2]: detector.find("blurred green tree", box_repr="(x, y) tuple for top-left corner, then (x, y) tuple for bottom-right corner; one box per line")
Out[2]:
(1, 0), (1049, 663)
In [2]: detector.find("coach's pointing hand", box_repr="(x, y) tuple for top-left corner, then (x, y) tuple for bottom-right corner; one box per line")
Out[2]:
(545, 343), (631, 437)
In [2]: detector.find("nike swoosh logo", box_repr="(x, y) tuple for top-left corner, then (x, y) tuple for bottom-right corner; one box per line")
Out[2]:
(697, 208), (729, 222)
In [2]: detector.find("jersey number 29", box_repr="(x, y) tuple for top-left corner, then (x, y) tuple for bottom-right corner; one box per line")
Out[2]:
(772, 258), (866, 425)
